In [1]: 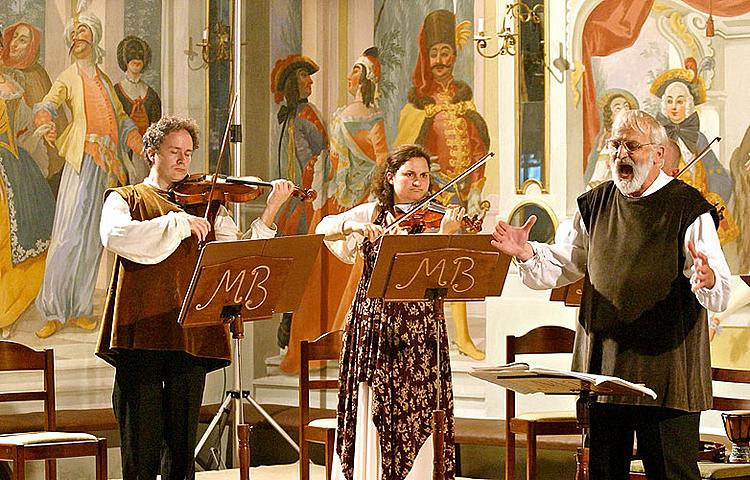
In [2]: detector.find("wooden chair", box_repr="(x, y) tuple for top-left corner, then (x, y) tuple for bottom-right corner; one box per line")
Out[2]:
(506, 325), (580, 480)
(0, 341), (107, 480)
(630, 367), (750, 479)
(299, 330), (343, 480)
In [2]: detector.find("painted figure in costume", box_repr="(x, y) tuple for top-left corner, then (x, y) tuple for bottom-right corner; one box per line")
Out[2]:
(651, 62), (738, 245)
(318, 144), (463, 480)
(1, 21), (67, 190)
(329, 47), (389, 211)
(396, 9), (489, 360)
(114, 36), (161, 136)
(708, 127), (750, 341)
(585, 88), (639, 189)
(115, 35), (161, 183)
(33, 13), (145, 339)
(1, 22), (53, 109)
(318, 47), (390, 337)
(272, 54), (329, 237)
(271, 54), (329, 353)
(0, 67), (55, 339)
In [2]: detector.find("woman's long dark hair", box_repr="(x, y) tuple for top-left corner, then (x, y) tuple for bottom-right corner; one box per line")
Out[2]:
(370, 144), (432, 213)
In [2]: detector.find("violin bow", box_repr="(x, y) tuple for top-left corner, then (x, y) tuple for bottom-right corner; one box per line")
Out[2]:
(379, 151), (495, 237)
(675, 136), (721, 179)
(202, 94), (239, 220)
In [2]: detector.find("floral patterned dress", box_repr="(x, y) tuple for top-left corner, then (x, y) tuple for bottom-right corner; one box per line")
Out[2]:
(335, 208), (455, 480)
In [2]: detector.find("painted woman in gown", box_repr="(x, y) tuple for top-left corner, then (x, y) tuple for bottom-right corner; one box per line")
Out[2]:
(0, 69), (55, 338)
(316, 144), (463, 479)
(322, 47), (389, 334)
(328, 47), (388, 212)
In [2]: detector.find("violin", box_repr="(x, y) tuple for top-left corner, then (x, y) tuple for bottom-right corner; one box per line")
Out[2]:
(172, 173), (316, 206)
(394, 200), (490, 234)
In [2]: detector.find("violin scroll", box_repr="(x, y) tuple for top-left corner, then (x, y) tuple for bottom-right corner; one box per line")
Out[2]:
(294, 186), (317, 203)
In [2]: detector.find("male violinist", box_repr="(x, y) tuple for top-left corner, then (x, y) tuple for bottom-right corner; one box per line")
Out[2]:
(96, 115), (294, 480)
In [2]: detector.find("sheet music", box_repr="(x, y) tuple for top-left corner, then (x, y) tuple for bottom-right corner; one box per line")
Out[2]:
(471, 363), (657, 399)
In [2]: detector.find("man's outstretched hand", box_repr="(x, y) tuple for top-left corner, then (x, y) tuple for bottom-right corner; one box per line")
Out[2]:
(491, 215), (537, 261)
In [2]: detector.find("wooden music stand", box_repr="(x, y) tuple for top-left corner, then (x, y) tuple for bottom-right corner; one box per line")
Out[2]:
(178, 234), (323, 480)
(367, 234), (511, 480)
(470, 365), (656, 480)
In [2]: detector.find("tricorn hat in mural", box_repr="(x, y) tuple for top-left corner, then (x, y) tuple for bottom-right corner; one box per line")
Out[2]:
(271, 54), (320, 104)
(117, 35), (152, 72)
(650, 58), (707, 105)
(423, 9), (456, 51)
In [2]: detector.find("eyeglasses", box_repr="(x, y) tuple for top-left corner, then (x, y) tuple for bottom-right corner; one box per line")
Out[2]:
(606, 139), (656, 154)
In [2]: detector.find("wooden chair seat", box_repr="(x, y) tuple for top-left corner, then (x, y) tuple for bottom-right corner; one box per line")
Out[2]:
(308, 418), (337, 430)
(512, 411), (578, 422)
(0, 432), (98, 445)
(0, 340), (107, 480)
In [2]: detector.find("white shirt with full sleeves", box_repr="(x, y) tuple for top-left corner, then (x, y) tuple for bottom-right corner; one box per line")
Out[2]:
(518, 172), (731, 313)
(100, 178), (277, 265)
(315, 202), (396, 265)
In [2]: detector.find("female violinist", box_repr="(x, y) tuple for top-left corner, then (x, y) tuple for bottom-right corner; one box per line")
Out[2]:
(316, 144), (462, 479)
(96, 115), (295, 479)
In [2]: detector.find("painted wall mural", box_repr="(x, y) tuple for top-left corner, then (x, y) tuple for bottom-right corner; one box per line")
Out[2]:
(0, 1), (162, 342)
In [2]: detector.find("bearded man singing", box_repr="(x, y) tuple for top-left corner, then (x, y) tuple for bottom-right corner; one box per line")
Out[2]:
(490, 109), (731, 480)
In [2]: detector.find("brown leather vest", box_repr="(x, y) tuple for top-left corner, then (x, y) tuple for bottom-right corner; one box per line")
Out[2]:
(96, 183), (230, 371)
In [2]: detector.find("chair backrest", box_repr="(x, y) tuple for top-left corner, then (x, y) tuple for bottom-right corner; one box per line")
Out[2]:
(0, 341), (56, 431)
(712, 367), (750, 411)
(299, 330), (343, 425)
(505, 326), (576, 418)
(506, 325), (576, 362)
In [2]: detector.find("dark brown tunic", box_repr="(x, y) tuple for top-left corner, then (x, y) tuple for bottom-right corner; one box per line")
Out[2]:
(336, 209), (456, 480)
(96, 183), (231, 372)
(575, 179), (717, 412)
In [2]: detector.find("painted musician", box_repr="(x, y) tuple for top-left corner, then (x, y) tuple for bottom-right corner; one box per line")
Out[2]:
(96, 116), (294, 479)
(316, 144), (463, 479)
(491, 110), (731, 480)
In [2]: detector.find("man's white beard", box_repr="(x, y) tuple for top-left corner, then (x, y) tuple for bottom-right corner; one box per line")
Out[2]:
(610, 155), (652, 195)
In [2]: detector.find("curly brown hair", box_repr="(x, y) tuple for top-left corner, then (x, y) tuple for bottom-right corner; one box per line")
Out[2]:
(142, 116), (200, 164)
(370, 144), (432, 213)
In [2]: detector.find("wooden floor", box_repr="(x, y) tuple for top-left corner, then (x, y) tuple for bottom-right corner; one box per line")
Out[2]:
(115, 462), (486, 479)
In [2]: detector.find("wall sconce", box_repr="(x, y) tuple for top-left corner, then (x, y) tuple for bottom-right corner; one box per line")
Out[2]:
(184, 22), (231, 70)
(473, 2), (570, 82)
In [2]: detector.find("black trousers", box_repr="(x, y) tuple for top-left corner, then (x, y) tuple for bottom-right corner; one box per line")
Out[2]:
(113, 350), (208, 480)
(589, 403), (701, 480)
